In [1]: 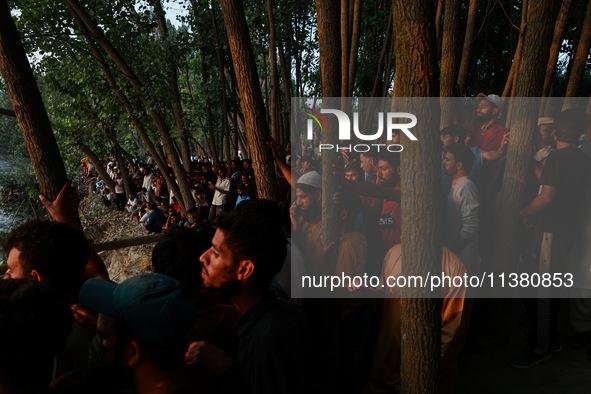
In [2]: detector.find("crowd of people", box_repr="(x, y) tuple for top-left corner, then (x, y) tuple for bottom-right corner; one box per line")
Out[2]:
(83, 153), (261, 234)
(2, 95), (591, 393)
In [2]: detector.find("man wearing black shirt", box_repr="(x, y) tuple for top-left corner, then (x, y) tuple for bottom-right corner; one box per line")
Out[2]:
(513, 110), (591, 368)
(186, 212), (310, 394)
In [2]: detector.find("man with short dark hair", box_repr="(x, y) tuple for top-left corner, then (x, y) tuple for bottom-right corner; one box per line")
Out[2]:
(187, 212), (309, 394)
(209, 167), (232, 222)
(143, 203), (166, 233)
(359, 152), (378, 183)
(442, 145), (480, 274)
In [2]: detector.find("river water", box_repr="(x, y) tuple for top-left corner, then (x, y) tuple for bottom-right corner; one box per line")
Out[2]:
(0, 157), (35, 238)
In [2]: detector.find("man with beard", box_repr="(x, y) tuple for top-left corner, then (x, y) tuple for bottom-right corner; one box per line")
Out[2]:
(186, 211), (310, 394)
(441, 145), (480, 275)
(74, 273), (197, 393)
(376, 152), (402, 254)
(473, 94), (508, 151)
(290, 171), (333, 275)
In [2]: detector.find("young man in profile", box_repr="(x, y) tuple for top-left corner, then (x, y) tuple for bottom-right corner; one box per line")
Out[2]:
(186, 211), (310, 394)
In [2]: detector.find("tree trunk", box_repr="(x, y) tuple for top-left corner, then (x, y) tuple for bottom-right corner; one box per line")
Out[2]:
(80, 144), (116, 192)
(440, 0), (460, 129)
(347, 0), (362, 96)
(435, 0), (444, 45)
(563, 0), (591, 107)
(266, 0), (281, 146)
(457, 0), (478, 92)
(340, 0), (349, 98)
(316, 0), (341, 246)
(154, 0), (192, 172)
(277, 42), (292, 144)
(540, 0), (572, 115)
(504, 0), (529, 127)
(371, 5), (393, 98)
(392, 0), (442, 392)
(219, 0), (279, 201)
(494, 1), (560, 276)
(0, 0), (68, 200)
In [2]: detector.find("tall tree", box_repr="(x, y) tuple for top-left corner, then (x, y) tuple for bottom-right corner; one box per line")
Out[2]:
(219, 0), (279, 201)
(440, 0), (460, 128)
(564, 0), (591, 108)
(456, 0), (478, 92)
(541, 0), (572, 115)
(392, 0), (442, 392)
(494, 1), (560, 275)
(0, 0), (67, 200)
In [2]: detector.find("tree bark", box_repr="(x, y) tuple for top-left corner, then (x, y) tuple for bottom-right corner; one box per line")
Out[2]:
(347, 0), (362, 96)
(540, 0), (572, 115)
(564, 0), (591, 107)
(392, 0), (442, 392)
(0, 0), (68, 200)
(266, 0), (282, 145)
(494, 1), (560, 276)
(440, 0), (460, 129)
(210, 0), (232, 164)
(153, 0), (192, 172)
(504, 0), (529, 127)
(456, 0), (478, 92)
(219, 0), (279, 201)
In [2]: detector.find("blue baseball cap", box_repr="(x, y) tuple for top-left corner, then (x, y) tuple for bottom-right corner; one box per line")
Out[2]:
(80, 273), (195, 345)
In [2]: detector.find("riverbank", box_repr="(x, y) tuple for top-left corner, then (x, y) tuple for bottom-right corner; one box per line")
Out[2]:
(79, 191), (152, 283)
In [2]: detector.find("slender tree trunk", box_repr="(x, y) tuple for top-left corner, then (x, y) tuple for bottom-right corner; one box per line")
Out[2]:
(440, 0), (460, 129)
(210, 0), (232, 166)
(80, 144), (116, 191)
(504, 0), (529, 127)
(494, 1), (560, 276)
(564, 0), (591, 108)
(371, 5), (393, 97)
(0, 0), (67, 200)
(341, 0), (349, 98)
(266, 0), (281, 145)
(219, 0), (279, 201)
(392, 0), (442, 392)
(278, 42), (292, 144)
(347, 0), (362, 96)
(154, 0), (192, 172)
(540, 0), (572, 115)
(457, 0), (478, 92)
(435, 0), (444, 44)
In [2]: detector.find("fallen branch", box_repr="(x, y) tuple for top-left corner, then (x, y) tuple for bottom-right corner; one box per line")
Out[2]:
(93, 233), (163, 252)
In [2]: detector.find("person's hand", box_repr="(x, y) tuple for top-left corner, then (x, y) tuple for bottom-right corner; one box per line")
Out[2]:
(39, 180), (81, 229)
(185, 341), (234, 376)
(499, 133), (509, 153)
(71, 303), (98, 331)
(265, 136), (282, 160)
(289, 201), (304, 233)
(521, 215), (533, 228)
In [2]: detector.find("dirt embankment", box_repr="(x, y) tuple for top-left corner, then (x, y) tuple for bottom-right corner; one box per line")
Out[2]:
(79, 193), (153, 283)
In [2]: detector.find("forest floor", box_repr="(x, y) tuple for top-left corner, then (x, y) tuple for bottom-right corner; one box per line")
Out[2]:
(456, 299), (591, 393)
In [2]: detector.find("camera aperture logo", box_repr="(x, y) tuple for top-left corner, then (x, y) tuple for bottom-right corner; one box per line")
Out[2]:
(304, 108), (418, 153)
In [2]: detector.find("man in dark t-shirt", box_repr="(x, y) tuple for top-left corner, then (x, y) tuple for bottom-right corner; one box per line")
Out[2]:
(513, 110), (591, 369)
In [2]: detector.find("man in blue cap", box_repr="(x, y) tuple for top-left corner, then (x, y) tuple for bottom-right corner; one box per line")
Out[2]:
(78, 273), (197, 393)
